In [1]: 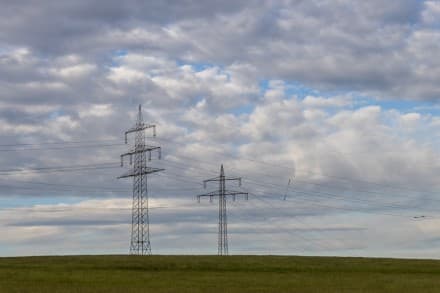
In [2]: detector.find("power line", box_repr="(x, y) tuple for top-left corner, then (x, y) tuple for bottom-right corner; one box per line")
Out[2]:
(156, 153), (440, 212)
(144, 161), (431, 219)
(3, 134), (439, 196)
(241, 176), (416, 211)
(153, 159), (439, 213)
(0, 138), (121, 147)
(254, 191), (420, 219)
(248, 193), (353, 251)
(0, 165), (119, 176)
(3, 134), (440, 195)
(0, 175), (201, 195)
(0, 162), (117, 173)
(0, 205), (196, 213)
(159, 165), (440, 220)
(4, 156), (429, 211)
(151, 136), (440, 194)
(0, 143), (125, 152)
(0, 132), (436, 244)
(0, 178), (127, 191)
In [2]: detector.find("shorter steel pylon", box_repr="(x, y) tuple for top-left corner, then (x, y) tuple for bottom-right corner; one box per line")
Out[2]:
(197, 164), (248, 255)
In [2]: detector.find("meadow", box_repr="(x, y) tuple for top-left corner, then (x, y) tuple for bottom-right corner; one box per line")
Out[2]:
(1, 255), (440, 292)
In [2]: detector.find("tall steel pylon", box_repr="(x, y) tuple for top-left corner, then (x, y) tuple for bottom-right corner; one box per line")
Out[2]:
(118, 105), (164, 255)
(197, 164), (248, 255)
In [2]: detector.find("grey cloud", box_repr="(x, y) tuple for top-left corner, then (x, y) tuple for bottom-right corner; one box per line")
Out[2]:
(0, 0), (252, 54)
(1, 1), (438, 100)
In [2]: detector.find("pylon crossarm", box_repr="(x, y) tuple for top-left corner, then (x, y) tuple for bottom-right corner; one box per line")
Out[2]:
(197, 191), (220, 198)
(225, 177), (241, 181)
(203, 177), (242, 188)
(125, 123), (156, 136)
(223, 191), (248, 197)
(226, 191), (248, 201)
(203, 177), (221, 187)
(121, 146), (160, 157)
(124, 124), (156, 143)
(117, 167), (164, 179)
(120, 146), (161, 166)
(123, 145), (160, 153)
(196, 191), (248, 204)
(197, 191), (220, 203)
(224, 177), (242, 184)
(204, 177), (242, 182)
(197, 191), (247, 198)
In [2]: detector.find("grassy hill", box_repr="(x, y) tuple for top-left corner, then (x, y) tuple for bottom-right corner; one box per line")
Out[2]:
(0, 255), (440, 292)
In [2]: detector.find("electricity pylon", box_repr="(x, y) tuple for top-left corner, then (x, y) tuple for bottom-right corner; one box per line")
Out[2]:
(197, 164), (248, 255)
(118, 105), (164, 255)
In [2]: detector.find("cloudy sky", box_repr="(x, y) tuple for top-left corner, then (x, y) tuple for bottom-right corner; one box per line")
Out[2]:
(1, 0), (440, 258)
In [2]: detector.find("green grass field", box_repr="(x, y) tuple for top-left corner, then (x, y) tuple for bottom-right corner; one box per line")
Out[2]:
(1, 255), (440, 292)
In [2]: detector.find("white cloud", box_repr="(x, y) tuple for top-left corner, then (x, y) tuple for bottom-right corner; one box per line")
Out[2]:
(422, 1), (440, 26)
(400, 112), (421, 126)
(78, 104), (113, 118)
(52, 63), (96, 80)
(303, 95), (352, 108)
(107, 66), (147, 83)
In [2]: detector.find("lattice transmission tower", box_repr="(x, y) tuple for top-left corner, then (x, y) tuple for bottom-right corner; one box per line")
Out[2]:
(197, 164), (248, 255)
(118, 105), (164, 255)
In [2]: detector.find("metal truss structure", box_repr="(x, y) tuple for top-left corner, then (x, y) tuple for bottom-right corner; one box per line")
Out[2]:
(197, 164), (248, 255)
(118, 105), (164, 255)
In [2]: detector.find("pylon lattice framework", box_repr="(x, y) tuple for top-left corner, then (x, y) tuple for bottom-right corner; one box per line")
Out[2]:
(197, 164), (248, 255)
(118, 105), (164, 255)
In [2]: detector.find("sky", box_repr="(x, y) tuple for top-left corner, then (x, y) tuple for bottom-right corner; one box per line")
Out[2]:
(1, 0), (440, 258)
